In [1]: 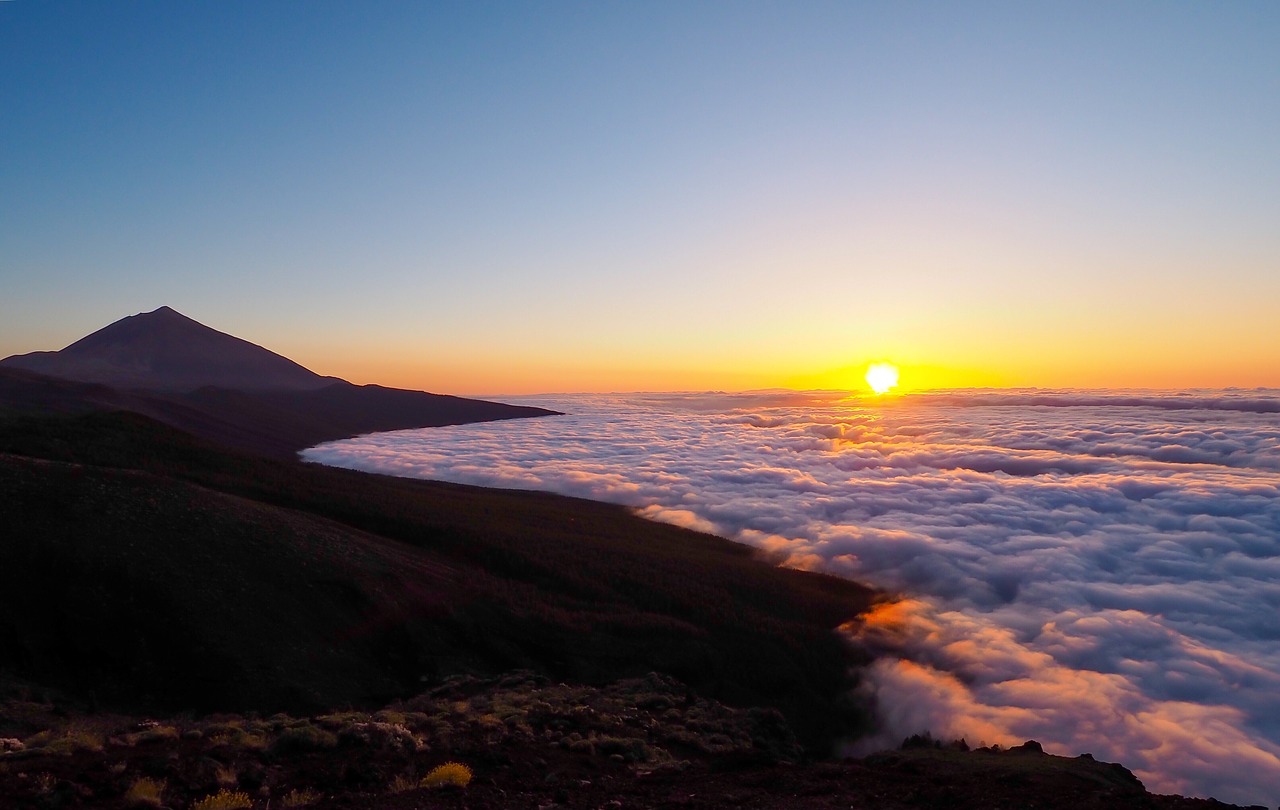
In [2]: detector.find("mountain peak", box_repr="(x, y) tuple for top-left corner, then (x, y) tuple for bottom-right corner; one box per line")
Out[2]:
(1, 308), (334, 392)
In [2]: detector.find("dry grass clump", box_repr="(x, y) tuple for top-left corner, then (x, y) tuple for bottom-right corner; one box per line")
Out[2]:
(315, 711), (368, 729)
(335, 720), (420, 752)
(126, 725), (180, 746)
(202, 721), (268, 751)
(214, 764), (239, 788)
(23, 727), (104, 755)
(191, 788), (253, 810)
(420, 761), (472, 789)
(388, 773), (417, 794)
(123, 776), (165, 807)
(281, 787), (322, 807)
(32, 772), (55, 794)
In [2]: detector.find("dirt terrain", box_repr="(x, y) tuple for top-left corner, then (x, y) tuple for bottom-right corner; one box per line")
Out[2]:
(0, 672), (1243, 810)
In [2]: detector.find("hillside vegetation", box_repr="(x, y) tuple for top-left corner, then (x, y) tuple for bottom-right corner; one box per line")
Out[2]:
(0, 411), (876, 753)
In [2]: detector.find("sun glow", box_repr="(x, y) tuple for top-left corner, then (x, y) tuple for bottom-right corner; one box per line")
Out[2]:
(865, 362), (900, 395)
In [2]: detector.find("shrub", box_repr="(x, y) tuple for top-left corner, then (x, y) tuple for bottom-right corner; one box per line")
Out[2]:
(214, 764), (238, 788)
(595, 735), (651, 762)
(336, 721), (420, 752)
(282, 787), (322, 807)
(388, 774), (417, 794)
(24, 727), (104, 755)
(267, 724), (338, 756)
(124, 777), (165, 807)
(205, 725), (267, 751)
(191, 789), (253, 810)
(420, 761), (472, 789)
(128, 725), (180, 746)
(33, 772), (55, 794)
(373, 710), (407, 725)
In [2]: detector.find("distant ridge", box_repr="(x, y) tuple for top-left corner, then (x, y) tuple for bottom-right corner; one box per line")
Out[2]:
(1, 305), (333, 392)
(0, 307), (559, 457)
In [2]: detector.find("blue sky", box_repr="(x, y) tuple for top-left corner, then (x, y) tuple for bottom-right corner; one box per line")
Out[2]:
(3, 2), (1278, 393)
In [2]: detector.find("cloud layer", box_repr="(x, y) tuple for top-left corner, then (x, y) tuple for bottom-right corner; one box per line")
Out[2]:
(304, 389), (1280, 805)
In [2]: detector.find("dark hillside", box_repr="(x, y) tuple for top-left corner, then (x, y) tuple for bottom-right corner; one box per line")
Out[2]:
(0, 412), (876, 752)
(0, 367), (558, 459)
(0, 368), (140, 417)
(0, 453), (464, 712)
(172, 380), (560, 457)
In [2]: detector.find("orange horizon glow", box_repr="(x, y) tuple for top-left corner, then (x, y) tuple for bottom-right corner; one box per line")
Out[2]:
(236, 304), (1280, 399)
(285, 344), (1280, 398)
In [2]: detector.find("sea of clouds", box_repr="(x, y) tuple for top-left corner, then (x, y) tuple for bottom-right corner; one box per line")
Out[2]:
(304, 389), (1280, 805)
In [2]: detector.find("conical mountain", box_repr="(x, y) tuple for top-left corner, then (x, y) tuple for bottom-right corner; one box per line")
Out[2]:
(1, 306), (333, 391)
(0, 306), (559, 458)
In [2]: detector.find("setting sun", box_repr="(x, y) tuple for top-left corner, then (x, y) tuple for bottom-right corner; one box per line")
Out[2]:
(865, 362), (900, 395)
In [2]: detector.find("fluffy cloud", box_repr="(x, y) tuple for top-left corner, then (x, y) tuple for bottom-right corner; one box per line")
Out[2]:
(303, 388), (1280, 805)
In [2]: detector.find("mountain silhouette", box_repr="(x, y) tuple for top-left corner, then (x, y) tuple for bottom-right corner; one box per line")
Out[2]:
(1, 305), (334, 391)
(0, 307), (559, 457)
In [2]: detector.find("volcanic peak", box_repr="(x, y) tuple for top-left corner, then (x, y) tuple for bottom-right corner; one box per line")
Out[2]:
(1, 306), (333, 392)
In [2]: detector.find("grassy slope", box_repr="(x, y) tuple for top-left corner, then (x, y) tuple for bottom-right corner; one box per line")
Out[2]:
(0, 412), (876, 752)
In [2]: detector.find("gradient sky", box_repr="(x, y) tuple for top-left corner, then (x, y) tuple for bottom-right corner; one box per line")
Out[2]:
(3, 2), (1278, 395)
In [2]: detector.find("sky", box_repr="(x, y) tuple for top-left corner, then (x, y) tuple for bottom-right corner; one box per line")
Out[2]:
(305, 390), (1280, 804)
(2, 2), (1278, 395)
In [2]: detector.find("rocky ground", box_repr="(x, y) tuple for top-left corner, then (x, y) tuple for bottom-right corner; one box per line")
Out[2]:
(0, 672), (1251, 810)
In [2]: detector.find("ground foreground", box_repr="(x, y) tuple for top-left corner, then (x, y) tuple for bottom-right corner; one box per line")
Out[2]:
(0, 672), (1246, 810)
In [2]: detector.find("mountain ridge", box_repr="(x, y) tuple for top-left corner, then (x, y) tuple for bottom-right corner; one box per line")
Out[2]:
(2, 306), (336, 392)
(0, 307), (559, 457)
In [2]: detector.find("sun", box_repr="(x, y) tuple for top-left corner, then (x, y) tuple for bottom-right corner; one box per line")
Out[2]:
(865, 362), (900, 395)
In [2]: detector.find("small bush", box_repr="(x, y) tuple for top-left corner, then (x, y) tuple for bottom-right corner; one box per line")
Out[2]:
(24, 728), (104, 755)
(595, 735), (651, 762)
(902, 731), (941, 750)
(267, 724), (338, 756)
(388, 773), (417, 794)
(214, 764), (238, 788)
(33, 772), (55, 794)
(205, 725), (267, 750)
(336, 721), (419, 752)
(124, 777), (165, 807)
(128, 725), (180, 746)
(282, 787), (322, 807)
(191, 789), (253, 810)
(315, 712), (366, 730)
(420, 761), (472, 789)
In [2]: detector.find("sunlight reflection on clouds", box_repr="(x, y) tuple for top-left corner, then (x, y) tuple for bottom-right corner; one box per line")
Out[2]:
(304, 389), (1280, 805)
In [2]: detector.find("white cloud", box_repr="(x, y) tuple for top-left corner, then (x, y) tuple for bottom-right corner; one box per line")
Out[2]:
(303, 388), (1280, 805)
